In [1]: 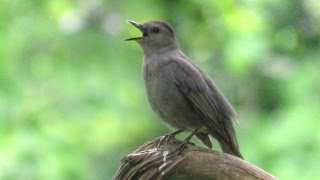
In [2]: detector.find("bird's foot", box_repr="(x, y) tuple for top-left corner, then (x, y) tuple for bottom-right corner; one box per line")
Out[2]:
(169, 139), (195, 156)
(157, 129), (184, 149)
(175, 141), (188, 155)
(168, 131), (197, 155)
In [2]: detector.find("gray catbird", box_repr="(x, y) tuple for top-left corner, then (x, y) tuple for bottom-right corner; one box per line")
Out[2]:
(125, 20), (243, 159)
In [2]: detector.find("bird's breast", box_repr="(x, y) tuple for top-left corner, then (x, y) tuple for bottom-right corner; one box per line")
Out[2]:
(143, 60), (176, 106)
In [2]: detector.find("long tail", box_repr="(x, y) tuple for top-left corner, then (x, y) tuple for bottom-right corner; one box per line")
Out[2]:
(218, 138), (243, 159)
(216, 118), (243, 159)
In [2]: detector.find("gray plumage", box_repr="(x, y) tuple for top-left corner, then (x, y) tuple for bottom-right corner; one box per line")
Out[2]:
(126, 20), (243, 159)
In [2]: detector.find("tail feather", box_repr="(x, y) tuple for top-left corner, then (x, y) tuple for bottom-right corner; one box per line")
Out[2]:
(218, 139), (243, 159)
(217, 118), (243, 159)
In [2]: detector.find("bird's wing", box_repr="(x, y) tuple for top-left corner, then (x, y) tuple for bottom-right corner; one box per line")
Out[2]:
(164, 58), (229, 137)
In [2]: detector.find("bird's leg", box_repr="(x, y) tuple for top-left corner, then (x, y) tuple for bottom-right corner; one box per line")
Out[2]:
(157, 129), (184, 149)
(175, 129), (200, 155)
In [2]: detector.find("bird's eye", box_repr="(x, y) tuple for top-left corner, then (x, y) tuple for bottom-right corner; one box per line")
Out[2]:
(152, 27), (160, 33)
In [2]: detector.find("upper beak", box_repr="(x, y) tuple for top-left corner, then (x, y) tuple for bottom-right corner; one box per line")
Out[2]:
(125, 20), (144, 41)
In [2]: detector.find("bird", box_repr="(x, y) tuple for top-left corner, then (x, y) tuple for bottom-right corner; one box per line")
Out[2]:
(125, 20), (243, 159)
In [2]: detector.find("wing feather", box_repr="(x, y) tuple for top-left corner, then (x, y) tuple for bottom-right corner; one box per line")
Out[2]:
(164, 59), (230, 137)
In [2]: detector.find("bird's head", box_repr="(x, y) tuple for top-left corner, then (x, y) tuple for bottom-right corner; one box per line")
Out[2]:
(125, 20), (179, 53)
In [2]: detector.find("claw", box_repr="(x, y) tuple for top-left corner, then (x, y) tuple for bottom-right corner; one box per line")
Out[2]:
(156, 129), (184, 149)
(157, 135), (171, 149)
(171, 129), (200, 155)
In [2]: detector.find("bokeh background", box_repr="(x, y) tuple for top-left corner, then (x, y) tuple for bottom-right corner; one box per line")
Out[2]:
(1, 0), (320, 179)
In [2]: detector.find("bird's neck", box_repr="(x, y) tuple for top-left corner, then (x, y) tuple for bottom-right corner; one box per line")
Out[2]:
(142, 43), (180, 59)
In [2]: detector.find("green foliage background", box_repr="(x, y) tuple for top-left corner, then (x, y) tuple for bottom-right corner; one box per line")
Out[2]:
(1, 0), (320, 179)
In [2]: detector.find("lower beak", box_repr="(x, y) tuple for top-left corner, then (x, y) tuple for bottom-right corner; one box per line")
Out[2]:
(125, 20), (143, 41)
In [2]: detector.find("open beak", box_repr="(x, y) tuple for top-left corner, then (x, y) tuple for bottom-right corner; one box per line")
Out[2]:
(125, 20), (144, 41)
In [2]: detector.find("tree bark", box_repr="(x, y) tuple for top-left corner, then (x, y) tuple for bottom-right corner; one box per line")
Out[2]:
(113, 137), (276, 180)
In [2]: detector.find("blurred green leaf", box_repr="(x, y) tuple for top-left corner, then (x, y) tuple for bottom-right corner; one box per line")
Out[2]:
(0, 0), (320, 179)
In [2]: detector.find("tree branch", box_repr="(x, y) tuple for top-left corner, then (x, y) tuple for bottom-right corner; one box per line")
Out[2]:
(113, 137), (276, 180)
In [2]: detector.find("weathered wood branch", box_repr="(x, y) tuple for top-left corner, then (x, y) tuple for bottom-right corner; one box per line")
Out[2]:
(113, 137), (276, 180)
